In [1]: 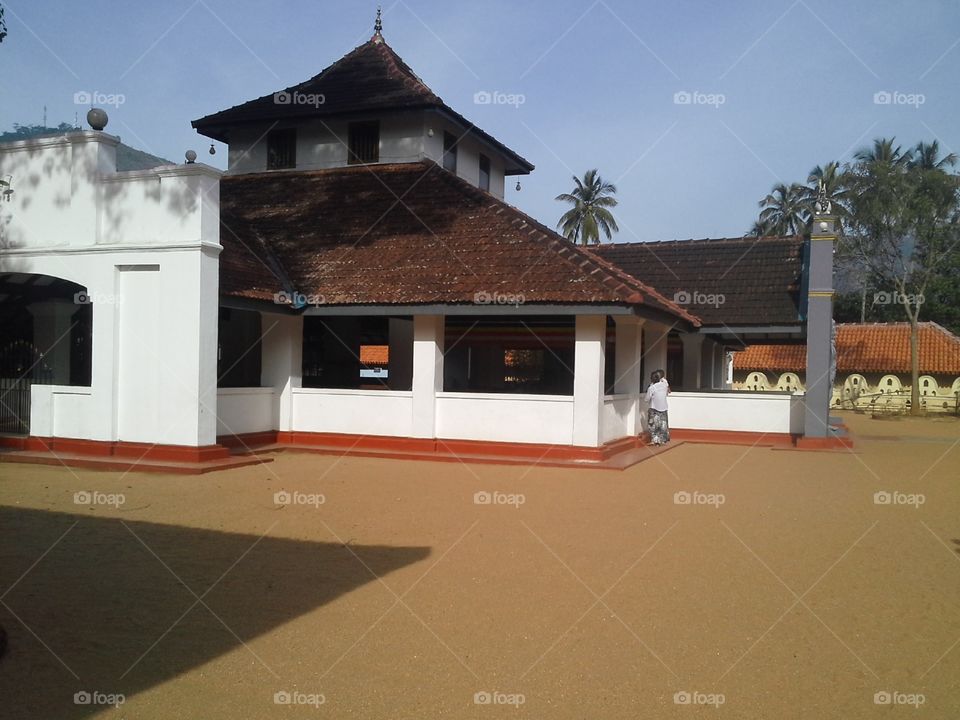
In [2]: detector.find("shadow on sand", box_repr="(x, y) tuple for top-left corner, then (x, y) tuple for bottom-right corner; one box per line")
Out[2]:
(0, 506), (430, 718)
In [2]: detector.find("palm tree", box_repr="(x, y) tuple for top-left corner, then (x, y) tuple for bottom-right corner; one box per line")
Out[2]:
(854, 137), (911, 167)
(909, 140), (958, 170)
(756, 183), (809, 236)
(555, 169), (619, 245)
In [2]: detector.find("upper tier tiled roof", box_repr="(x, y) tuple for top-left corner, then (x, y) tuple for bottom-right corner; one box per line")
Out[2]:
(192, 34), (533, 174)
(587, 236), (805, 327)
(734, 323), (960, 374)
(218, 161), (699, 325)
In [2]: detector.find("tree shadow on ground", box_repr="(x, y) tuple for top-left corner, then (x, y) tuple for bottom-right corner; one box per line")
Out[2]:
(0, 506), (430, 719)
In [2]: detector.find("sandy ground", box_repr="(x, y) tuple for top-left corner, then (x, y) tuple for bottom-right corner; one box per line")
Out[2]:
(1, 414), (958, 719)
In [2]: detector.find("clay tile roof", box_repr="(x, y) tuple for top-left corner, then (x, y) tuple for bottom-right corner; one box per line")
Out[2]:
(218, 161), (699, 326)
(192, 35), (533, 174)
(733, 323), (960, 374)
(587, 236), (805, 326)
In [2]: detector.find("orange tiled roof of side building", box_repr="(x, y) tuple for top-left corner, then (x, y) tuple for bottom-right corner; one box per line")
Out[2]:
(360, 345), (389, 366)
(734, 322), (960, 374)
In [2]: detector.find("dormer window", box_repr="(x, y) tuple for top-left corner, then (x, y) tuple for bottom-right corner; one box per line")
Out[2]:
(348, 121), (380, 164)
(479, 154), (490, 191)
(267, 129), (296, 170)
(443, 132), (458, 173)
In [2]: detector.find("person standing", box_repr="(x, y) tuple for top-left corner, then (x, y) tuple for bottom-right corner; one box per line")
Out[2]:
(645, 369), (671, 446)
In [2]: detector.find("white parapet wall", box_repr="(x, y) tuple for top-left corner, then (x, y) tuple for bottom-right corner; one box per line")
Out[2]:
(292, 388), (414, 437)
(436, 392), (575, 445)
(601, 395), (634, 444)
(216, 387), (276, 437)
(668, 391), (805, 435)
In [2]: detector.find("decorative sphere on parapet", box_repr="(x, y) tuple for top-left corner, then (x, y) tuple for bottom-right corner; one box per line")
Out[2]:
(185, 150), (198, 164)
(86, 108), (108, 131)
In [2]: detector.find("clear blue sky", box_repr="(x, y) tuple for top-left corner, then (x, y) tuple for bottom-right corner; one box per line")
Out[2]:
(3, 0), (959, 240)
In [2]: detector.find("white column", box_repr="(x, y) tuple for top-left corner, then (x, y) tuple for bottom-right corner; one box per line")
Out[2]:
(679, 333), (704, 391)
(411, 314), (444, 438)
(573, 315), (606, 447)
(643, 322), (669, 385)
(614, 316), (644, 435)
(261, 313), (303, 433)
(28, 299), (77, 384)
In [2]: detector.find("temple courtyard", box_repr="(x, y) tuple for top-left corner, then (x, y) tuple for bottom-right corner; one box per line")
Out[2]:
(1, 411), (958, 719)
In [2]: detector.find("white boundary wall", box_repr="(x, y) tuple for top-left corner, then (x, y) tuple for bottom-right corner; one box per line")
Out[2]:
(668, 391), (804, 435)
(436, 392), (574, 445)
(292, 388), (414, 437)
(216, 388), (276, 436)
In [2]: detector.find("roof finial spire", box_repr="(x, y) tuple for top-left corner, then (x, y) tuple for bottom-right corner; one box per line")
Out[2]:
(373, 6), (383, 41)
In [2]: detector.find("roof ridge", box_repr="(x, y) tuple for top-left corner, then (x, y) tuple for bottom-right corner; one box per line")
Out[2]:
(594, 235), (802, 249)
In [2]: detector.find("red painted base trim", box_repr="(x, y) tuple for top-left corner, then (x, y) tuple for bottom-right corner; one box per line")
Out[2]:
(668, 429), (797, 447)
(12, 437), (231, 462)
(219, 430), (646, 463)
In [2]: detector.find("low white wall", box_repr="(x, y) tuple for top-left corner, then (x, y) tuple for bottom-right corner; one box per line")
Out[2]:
(601, 395), (633, 443)
(668, 391), (804, 435)
(436, 392), (574, 445)
(30, 385), (94, 439)
(216, 387), (276, 436)
(292, 388), (414, 437)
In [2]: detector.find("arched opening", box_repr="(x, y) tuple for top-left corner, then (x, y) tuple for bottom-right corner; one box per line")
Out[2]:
(0, 273), (92, 434)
